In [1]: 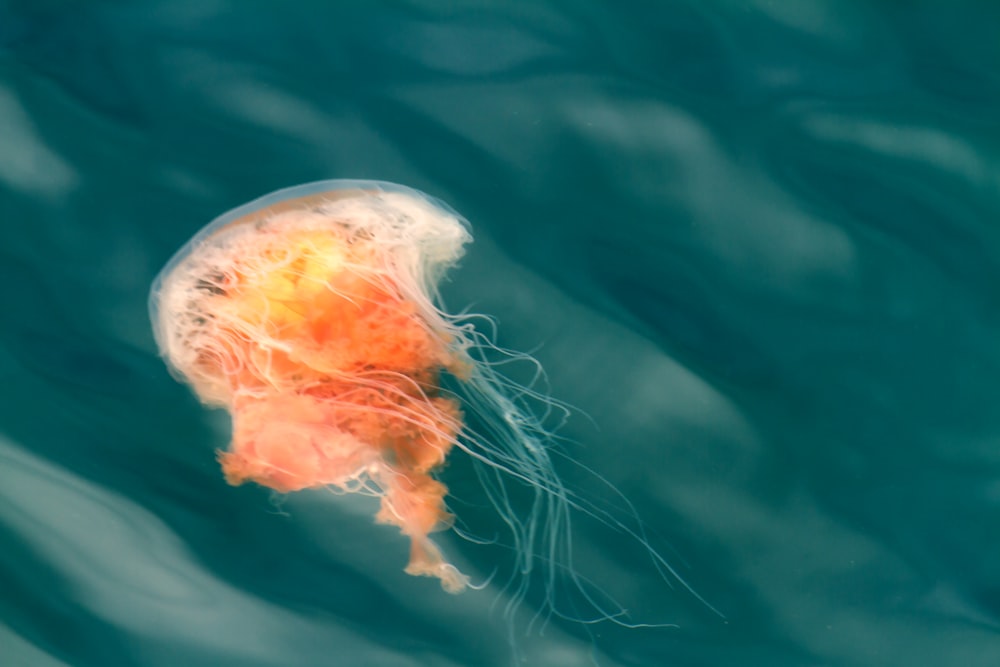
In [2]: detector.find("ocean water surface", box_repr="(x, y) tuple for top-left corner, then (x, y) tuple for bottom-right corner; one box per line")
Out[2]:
(2, 2), (999, 666)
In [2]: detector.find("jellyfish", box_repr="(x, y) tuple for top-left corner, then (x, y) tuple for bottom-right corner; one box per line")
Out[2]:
(150, 180), (707, 625)
(151, 181), (551, 595)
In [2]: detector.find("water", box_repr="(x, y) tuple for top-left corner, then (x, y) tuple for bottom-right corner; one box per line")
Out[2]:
(2, 1), (999, 665)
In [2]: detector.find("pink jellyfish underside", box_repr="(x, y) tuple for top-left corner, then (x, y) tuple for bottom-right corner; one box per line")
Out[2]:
(150, 181), (482, 593)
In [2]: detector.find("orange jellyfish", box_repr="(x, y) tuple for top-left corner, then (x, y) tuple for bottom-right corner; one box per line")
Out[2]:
(151, 180), (569, 596)
(150, 180), (707, 623)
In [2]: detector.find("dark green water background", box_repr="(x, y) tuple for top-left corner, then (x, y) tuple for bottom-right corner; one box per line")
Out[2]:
(2, 1), (999, 666)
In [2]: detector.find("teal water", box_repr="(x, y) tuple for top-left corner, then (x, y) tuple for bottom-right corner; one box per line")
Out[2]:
(2, 1), (999, 666)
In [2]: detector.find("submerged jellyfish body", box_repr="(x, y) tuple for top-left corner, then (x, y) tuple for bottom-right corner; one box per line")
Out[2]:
(150, 181), (488, 591)
(151, 180), (704, 625)
(152, 179), (583, 598)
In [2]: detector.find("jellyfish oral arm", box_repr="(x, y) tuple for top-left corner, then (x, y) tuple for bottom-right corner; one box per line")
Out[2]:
(374, 469), (471, 593)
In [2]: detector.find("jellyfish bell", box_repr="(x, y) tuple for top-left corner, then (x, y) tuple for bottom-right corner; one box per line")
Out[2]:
(150, 180), (710, 635)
